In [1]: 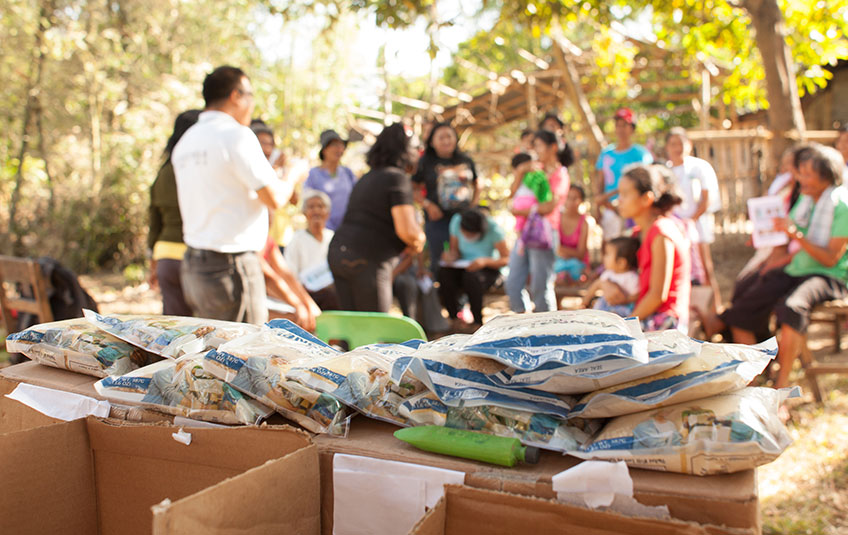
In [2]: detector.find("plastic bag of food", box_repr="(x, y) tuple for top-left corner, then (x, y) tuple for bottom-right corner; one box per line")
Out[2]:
(490, 329), (695, 395)
(453, 310), (649, 371)
(398, 390), (600, 454)
(6, 318), (160, 377)
(83, 309), (259, 359)
(285, 342), (428, 426)
(574, 386), (799, 475)
(569, 339), (776, 419)
(391, 340), (574, 419)
(94, 353), (274, 425)
(203, 319), (349, 434)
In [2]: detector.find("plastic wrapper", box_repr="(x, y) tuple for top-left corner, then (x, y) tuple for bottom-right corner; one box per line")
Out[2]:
(285, 342), (428, 427)
(453, 310), (649, 371)
(6, 318), (160, 378)
(94, 353), (274, 425)
(492, 329), (696, 395)
(398, 390), (599, 454)
(203, 319), (349, 434)
(83, 309), (259, 359)
(574, 386), (799, 475)
(391, 339), (574, 419)
(569, 339), (777, 419)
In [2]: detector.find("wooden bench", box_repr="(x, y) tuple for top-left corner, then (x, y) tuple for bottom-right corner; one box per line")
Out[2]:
(0, 255), (53, 335)
(799, 298), (848, 402)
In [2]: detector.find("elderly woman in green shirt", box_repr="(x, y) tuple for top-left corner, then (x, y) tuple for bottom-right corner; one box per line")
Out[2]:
(710, 144), (848, 388)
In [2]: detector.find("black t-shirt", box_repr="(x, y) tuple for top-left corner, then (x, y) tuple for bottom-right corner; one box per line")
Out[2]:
(412, 152), (478, 218)
(330, 166), (414, 262)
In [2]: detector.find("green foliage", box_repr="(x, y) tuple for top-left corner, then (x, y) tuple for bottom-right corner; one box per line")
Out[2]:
(0, 1), (366, 273)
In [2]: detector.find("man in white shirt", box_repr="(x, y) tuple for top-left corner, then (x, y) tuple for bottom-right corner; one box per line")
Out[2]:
(172, 66), (282, 324)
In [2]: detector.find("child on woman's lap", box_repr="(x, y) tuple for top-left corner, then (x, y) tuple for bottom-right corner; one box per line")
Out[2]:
(581, 237), (640, 317)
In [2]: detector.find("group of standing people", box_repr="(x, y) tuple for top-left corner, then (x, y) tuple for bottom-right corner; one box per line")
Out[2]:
(147, 64), (848, 396)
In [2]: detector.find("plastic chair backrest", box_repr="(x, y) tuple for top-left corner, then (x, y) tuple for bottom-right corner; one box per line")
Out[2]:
(314, 311), (426, 349)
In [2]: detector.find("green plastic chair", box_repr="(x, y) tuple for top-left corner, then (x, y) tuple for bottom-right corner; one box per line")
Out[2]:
(314, 311), (427, 349)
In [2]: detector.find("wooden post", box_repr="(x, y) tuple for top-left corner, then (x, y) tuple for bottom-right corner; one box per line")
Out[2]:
(550, 28), (606, 200)
(700, 68), (711, 131)
(526, 75), (538, 128)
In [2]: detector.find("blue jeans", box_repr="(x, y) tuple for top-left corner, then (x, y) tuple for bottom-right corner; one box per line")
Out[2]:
(505, 244), (557, 313)
(425, 216), (452, 277)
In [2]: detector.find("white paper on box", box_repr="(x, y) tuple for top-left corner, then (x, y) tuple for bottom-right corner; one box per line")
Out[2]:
(552, 460), (633, 508)
(332, 454), (465, 535)
(6, 383), (111, 421)
(747, 195), (789, 249)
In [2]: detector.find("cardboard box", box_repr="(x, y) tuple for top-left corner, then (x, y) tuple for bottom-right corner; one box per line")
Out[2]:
(0, 361), (173, 433)
(315, 419), (761, 534)
(410, 485), (751, 535)
(0, 416), (319, 535)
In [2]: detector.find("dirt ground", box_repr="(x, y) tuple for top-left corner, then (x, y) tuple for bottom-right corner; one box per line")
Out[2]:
(10, 233), (848, 534)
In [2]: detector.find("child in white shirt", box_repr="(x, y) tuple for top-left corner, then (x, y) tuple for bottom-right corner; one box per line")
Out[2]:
(581, 237), (640, 317)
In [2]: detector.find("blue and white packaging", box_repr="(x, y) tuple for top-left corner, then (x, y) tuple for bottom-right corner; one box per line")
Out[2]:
(83, 309), (259, 359)
(285, 342), (429, 426)
(453, 310), (649, 372)
(494, 330), (695, 395)
(397, 390), (598, 454)
(391, 353), (574, 419)
(575, 386), (799, 475)
(201, 319), (349, 434)
(569, 339), (777, 419)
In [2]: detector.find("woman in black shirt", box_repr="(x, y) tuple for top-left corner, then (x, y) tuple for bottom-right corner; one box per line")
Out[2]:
(412, 122), (478, 276)
(328, 123), (425, 312)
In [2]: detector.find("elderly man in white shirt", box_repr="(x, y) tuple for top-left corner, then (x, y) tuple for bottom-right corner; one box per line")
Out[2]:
(172, 66), (282, 324)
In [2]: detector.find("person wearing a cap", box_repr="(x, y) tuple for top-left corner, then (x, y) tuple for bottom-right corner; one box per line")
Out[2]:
(595, 108), (654, 240)
(172, 66), (284, 324)
(304, 129), (356, 232)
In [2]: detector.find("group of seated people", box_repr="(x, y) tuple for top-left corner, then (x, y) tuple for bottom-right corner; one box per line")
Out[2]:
(151, 91), (848, 388)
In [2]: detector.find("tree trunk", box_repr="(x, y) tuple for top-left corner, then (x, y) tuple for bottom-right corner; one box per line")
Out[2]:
(744, 0), (806, 177)
(8, 2), (52, 255)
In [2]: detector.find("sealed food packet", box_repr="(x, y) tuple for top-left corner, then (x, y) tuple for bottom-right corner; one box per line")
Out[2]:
(574, 386), (800, 475)
(398, 390), (599, 454)
(286, 342), (429, 427)
(6, 318), (160, 378)
(569, 338), (777, 419)
(494, 329), (696, 395)
(95, 353), (274, 425)
(83, 309), (259, 359)
(391, 339), (575, 419)
(203, 319), (349, 435)
(454, 310), (649, 371)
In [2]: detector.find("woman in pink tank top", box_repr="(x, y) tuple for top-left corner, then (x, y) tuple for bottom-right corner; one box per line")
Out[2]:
(605, 165), (691, 332)
(556, 184), (590, 281)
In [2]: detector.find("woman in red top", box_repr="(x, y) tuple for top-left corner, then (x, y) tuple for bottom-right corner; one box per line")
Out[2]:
(609, 165), (691, 332)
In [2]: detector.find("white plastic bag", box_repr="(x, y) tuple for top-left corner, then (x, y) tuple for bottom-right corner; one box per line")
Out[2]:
(6, 318), (159, 377)
(574, 386), (799, 475)
(95, 353), (274, 425)
(569, 339), (777, 418)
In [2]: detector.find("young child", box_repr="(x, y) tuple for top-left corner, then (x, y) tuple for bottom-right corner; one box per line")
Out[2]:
(555, 184), (590, 282)
(581, 236), (640, 317)
(510, 152), (551, 220)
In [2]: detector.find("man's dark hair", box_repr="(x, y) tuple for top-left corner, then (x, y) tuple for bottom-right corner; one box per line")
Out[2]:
(511, 152), (533, 169)
(366, 123), (411, 170)
(608, 237), (640, 270)
(459, 208), (489, 236)
(202, 66), (247, 108)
